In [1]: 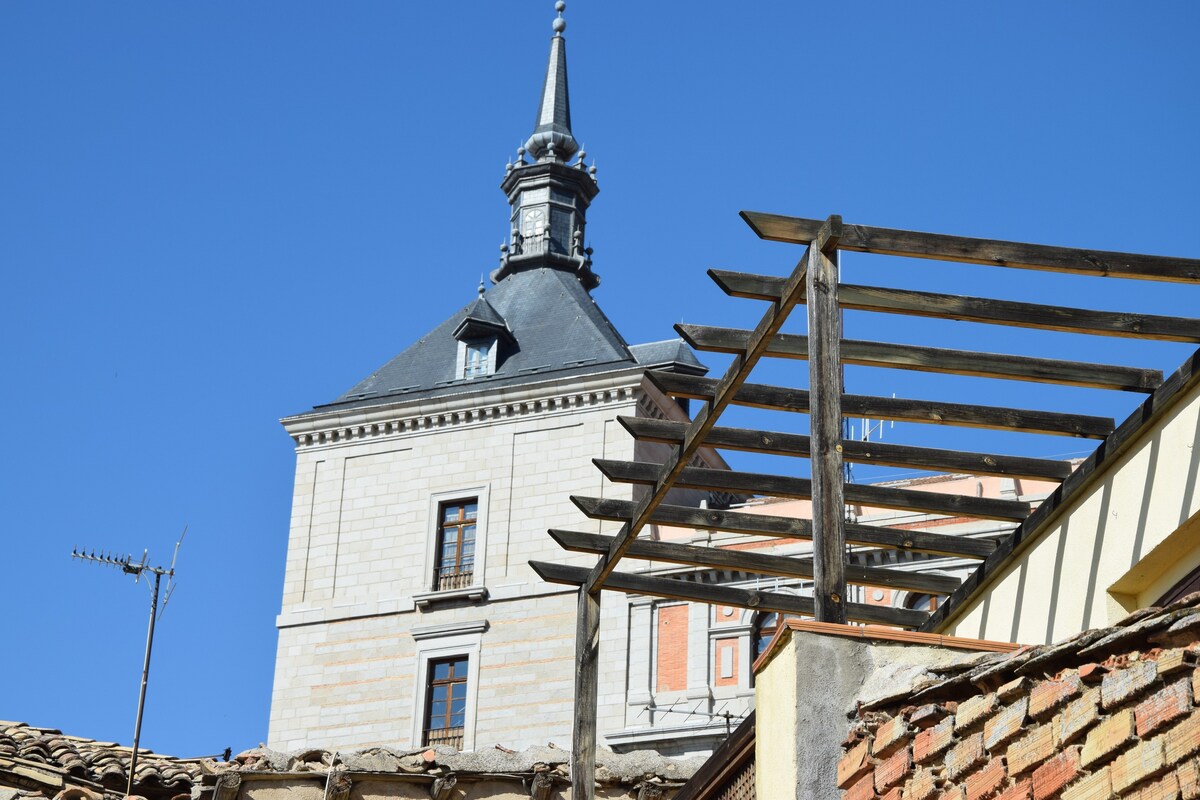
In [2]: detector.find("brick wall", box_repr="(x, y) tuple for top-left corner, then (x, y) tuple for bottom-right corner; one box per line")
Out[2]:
(838, 645), (1200, 800)
(657, 604), (690, 693)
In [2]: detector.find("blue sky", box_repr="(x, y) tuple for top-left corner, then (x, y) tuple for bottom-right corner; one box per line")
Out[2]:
(1, 2), (1197, 758)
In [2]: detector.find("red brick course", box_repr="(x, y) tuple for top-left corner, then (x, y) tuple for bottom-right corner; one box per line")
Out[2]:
(1110, 736), (1167, 794)
(838, 626), (1200, 800)
(1031, 672), (1083, 719)
(916, 718), (956, 764)
(839, 738), (872, 789)
(1102, 661), (1159, 710)
(874, 715), (910, 757)
(875, 746), (913, 792)
(1009, 724), (1060, 776)
(966, 758), (1007, 800)
(1031, 747), (1081, 800)
(985, 697), (1030, 751)
(1138, 679), (1194, 738)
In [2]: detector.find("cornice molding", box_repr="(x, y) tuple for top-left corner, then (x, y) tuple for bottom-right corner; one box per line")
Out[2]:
(283, 368), (646, 451)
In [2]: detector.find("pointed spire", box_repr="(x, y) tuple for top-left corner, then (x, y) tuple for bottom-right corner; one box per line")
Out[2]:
(525, 2), (579, 163)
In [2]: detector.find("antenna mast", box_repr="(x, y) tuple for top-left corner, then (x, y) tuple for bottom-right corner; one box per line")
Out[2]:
(72, 527), (186, 797)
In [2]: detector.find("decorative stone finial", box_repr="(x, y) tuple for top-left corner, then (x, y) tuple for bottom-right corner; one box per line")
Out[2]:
(478, 276), (486, 296)
(553, 2), (566, 34)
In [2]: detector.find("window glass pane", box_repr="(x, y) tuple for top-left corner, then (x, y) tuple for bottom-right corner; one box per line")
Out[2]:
(463, 524), (476, 541)
(465, 502), (477, 518)
(444, 506), (460, 523)
(449, 711), (465, 727)
(433, 662), (451, 681)
(429, 700), (446, 725)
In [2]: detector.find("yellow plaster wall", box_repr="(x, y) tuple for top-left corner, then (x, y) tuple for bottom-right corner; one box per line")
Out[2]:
(754, 638), (799, 800)
(941, 379), (1200, 644)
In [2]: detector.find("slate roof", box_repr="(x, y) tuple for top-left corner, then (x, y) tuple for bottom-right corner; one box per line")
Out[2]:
(310, 267), (704, 414)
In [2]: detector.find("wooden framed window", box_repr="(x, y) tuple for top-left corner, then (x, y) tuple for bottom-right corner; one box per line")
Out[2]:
(464, 342), (490, 378)
(435, 500), (477, 590)
(423, 655), (468, 748)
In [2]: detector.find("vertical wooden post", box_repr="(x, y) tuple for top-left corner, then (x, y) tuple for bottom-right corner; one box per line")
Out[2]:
(807, 215), (846, 624)
(572, 587), (601, 800)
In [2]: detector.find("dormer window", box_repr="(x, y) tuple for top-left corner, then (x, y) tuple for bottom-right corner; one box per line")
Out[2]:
(452, 288), (513, 382)
(463, 341), (491, 379)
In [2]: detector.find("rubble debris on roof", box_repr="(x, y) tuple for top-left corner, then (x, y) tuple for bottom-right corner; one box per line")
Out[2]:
(199, 743), (703, 796)
(837, 592), (1200, 800)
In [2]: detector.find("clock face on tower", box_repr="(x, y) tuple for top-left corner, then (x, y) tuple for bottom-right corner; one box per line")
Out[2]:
(521, 207), (546, 239)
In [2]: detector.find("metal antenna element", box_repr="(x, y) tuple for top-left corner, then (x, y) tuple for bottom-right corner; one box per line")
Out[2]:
(72, 526), (186, 797)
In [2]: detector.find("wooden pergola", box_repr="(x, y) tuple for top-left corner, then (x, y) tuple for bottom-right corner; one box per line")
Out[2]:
(528, 213), (1200, 797)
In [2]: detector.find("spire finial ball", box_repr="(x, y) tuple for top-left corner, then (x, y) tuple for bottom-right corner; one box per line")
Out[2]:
(553, 1), (566, 33)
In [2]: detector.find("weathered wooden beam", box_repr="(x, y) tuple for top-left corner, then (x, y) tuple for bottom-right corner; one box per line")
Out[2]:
(679, 324), (1163, 392)
(582, 217), (837, 595)
(739, 212), (1200, 283)
(645, 371), (1114, 438)
(711, 270), (1200, 343)
(595, 460), (1033, 522)
(571, 588), (599, 800)
(618, 417), (1072, 481)
(570, 496), (998, 559)
(531, 560), (930, 628)
(549, 529), (962, 595)
(806, 239), (846, 623)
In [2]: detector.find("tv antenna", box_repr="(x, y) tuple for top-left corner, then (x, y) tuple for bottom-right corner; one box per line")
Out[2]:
(72, 526), (186, 797)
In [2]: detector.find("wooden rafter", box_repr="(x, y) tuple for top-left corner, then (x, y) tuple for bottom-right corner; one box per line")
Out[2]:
(679, 325), (1163, 392)
(532, 561), (930, 628)
(712, 271), (1200, 343)
(618, 416), (1074, 481)
(741, 211), (1200, 283)
(548, 529), (962, 595)
(569, 496), (996, 558)
(646, 371), (1116, 438)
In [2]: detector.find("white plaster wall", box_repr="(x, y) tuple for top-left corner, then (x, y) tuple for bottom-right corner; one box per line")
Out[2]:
(941, 379), (1200, 645)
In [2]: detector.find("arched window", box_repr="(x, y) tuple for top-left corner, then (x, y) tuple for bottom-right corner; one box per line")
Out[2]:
(753, 611), (785, 660)
(906, 593), (939, 613)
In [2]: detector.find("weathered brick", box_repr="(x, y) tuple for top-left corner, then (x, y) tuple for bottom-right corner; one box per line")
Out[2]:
(875, 746), (913, 792)
(1081, 709), (1135, 767)
(941, 787), (967, 800)
(1103, 661), (1159, 710)
(912, 703), (953, 729)
(947, 734), (987, 781)
(1079, 663), (1108, 684)
(1156, 649), (1189, 676)
(1165, 712), (1200, 765)
(1193, 669), (1200, 708)
(847, 771), (876, 800)
(1000, 677), (1032, 702)
(1179, 758), (1200, 800)
(958, 694), (1001, 732)
(1031, 672), (1084, 719)
(965, 757), (1007, 800)
(986, 697), (1030, 751)
(1060, 688), (1101, 745)
(907, 766), (941, 800)
(1032, 746), (1081, 800)
(1061, 766), (1112, 800)
(881, 787), (903, 800)
(916, 718), (956, 764)
(840, 739), (872, 789)
(1009, 723), (1061, 776)
(996, 778), (1033, 800)
(1137, 679), (1194, 737)
(1134, 772), (1180, 800)
(874, 715), (910, 757)
(1111, 736), (1167, 794)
